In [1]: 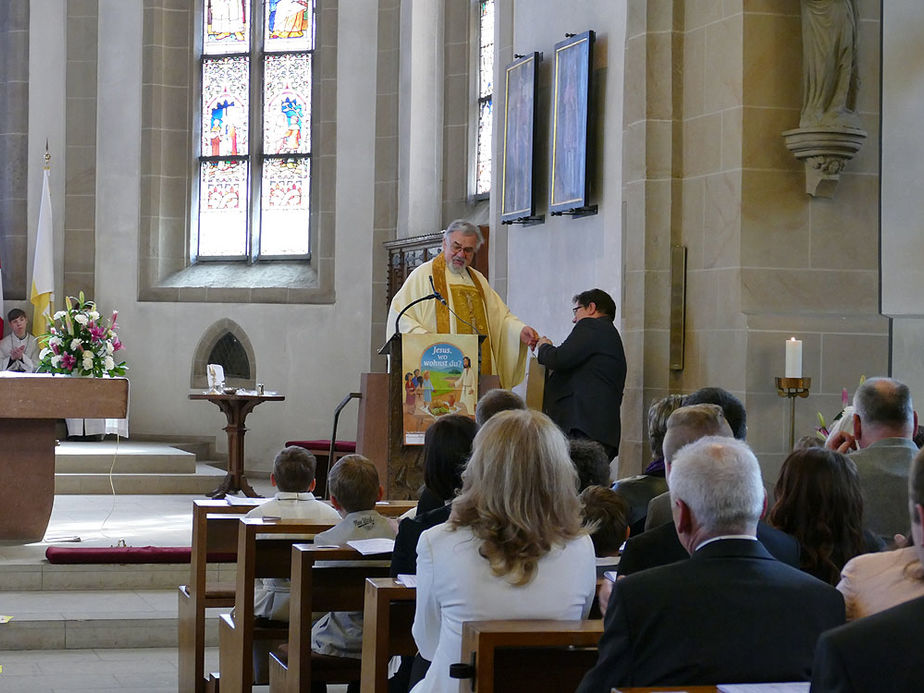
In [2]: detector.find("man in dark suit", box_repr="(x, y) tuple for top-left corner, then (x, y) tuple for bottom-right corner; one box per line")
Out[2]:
(578, 437), (844, 691)
(620, 403), (800, 573)
(810, 448), (924, 692)
(535, 288), (626, 460)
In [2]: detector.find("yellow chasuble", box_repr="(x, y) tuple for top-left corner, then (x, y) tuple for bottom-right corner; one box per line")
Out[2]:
(387, 253), (529, 388)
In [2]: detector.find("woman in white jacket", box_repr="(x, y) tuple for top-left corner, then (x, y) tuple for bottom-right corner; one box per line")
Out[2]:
(409, 409), (597, 693)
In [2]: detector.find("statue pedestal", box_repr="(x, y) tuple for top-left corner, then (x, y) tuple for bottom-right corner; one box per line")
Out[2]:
(782, 126), (867, 198)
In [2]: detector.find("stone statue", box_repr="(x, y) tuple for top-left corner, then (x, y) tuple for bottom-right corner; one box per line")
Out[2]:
(800, 0), (862, 130)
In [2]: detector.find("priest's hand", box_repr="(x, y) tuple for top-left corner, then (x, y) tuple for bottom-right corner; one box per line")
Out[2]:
(520, 325), (539, 348)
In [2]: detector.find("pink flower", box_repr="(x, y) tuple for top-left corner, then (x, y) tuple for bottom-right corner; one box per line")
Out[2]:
(111, 311), (118, 329)
(51, 343), (60, 355)
(112, 338), (123, 352)
(90, 325), (107, 342)
(61, 353), (76, 371)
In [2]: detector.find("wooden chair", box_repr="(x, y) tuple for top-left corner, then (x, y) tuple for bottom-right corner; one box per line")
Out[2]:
(178, 499), (257, 693)
(268, 545), (393, 693)
(359, 577), (417, 693)
(451, 619), (604, 693)
(216, 518), (337, 693)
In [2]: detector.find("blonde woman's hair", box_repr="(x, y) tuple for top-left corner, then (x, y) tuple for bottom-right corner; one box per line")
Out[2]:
(449, 409), (585, 586)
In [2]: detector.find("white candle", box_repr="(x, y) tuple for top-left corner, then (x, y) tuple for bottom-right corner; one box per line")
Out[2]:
(785, 337), (802, 378)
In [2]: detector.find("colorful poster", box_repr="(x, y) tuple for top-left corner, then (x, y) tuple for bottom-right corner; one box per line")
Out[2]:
(401, 334), (479, 445)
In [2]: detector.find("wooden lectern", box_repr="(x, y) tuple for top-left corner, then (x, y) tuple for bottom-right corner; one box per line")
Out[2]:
(376, 334), (498, 499)
(0, 374), (129, 542)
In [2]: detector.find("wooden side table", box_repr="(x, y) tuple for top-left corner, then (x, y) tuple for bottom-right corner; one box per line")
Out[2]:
(189, 391), (284, 498)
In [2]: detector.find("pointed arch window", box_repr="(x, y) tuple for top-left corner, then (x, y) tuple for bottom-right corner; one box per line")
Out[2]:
(196, 0), (315, 261)
(474, 0), (494, 197)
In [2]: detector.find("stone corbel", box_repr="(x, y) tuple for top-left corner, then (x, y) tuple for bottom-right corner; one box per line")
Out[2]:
(781, 126), (866, 198)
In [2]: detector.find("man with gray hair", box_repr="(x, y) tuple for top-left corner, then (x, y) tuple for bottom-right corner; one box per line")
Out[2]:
(387, 219), (539, 388)
(826, 376), (919, 537)
(578, 437), (844, 690)
(618, 406), (799, 575)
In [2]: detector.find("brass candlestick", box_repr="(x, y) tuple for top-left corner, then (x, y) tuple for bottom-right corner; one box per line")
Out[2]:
(775, 377), (811, 450)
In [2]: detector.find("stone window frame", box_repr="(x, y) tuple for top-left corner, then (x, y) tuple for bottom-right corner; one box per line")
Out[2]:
(138, 0), (337, 305)
(190, 317), (256, 389)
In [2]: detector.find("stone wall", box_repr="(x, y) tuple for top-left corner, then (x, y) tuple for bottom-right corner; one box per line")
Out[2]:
(622, 0), (886, 481)
(0, 0), (30, 301)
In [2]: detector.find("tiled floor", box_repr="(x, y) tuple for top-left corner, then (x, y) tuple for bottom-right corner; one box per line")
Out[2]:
(0, 648), (345, 692)
(0, 483), (334, 692)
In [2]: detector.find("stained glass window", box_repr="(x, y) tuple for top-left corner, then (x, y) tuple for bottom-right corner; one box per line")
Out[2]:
(197, 0), (315, 261)
(263, 53), (311, 154)
(204, 0), (250, 55)
(475, 0), (494, 196)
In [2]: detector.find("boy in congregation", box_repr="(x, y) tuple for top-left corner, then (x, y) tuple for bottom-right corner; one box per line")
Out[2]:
(311, 454), (397, 659)
(246, 445), (342, 620)
(580, 485), (630, 577)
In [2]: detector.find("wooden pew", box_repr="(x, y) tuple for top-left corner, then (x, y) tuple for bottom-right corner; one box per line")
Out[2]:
(217, 518), (337, 693)
(267, 545), (394, 693)
(178, 499), (258, 693)
(372, 500), (416, 518)
(453, 619), (604, 693)
(359, 577), (417, 693)
(176, 495), (408, 692)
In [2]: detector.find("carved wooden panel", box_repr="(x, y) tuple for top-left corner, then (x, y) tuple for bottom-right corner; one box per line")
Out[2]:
(384, 226), (490, 304)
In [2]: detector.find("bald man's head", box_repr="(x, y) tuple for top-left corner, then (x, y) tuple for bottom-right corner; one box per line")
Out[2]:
(663, 404), (734, 467)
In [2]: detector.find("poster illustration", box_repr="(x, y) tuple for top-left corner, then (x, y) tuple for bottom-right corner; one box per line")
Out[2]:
(401, 333), (479, 445)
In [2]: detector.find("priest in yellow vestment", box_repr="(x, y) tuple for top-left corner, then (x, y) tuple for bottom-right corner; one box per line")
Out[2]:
(387, 220), (539, 389)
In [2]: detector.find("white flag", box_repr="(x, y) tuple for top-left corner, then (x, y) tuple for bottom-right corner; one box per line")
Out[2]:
(31, 168), (55, 336)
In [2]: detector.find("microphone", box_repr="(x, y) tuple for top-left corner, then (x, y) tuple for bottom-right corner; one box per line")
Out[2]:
(429, 275), (448, 305)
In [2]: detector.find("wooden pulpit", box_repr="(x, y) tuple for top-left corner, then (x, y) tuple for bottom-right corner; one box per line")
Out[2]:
(375, 333), (498, 499)
(0, 374), (129, 542)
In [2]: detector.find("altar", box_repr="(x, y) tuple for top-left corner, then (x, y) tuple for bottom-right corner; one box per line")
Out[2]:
(0, 373), (129, 542)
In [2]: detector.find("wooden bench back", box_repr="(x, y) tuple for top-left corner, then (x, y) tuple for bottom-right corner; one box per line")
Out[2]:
(188, 500), (255, 596)
(234, 518), (338, 611)
(457, 619), (604, 693)
(360, 578), (416, 693)
(272, 545), (393, 692)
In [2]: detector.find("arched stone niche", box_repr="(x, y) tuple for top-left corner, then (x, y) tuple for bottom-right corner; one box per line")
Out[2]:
(190, 319), (256, 390)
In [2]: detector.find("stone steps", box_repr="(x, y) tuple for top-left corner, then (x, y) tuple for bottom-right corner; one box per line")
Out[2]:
(0, 588), (224, 651)
(54, 462), (227, 494)
(0, 561), (235, 651)
(53, 440), (230, 494)
(0, 559), (235, 592)
(55, 441), (197, 474)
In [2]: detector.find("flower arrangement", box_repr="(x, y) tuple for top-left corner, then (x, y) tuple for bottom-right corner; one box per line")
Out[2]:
(37, 292), (127, 377)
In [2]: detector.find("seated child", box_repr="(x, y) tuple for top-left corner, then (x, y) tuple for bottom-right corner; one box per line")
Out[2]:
(580, 485), (630, 578)
(311, 454), (397, 659)
(247, 445), (342, 621)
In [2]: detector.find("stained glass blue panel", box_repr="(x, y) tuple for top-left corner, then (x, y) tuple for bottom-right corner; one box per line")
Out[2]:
(264, 0), (315, 52)
(204, 0), (250, 55)
(202, 57), (250, 155)
(260, 158), (310, 256)
(199, 160), (248, 257)
(263, 53), (312, 154)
